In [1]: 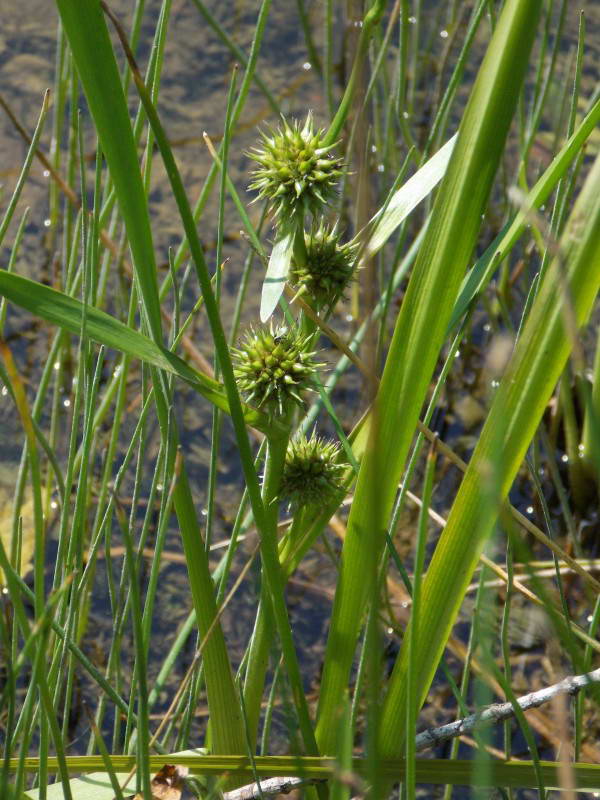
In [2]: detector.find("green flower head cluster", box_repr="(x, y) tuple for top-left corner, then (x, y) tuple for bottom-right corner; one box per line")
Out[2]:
(247, 112), (343, 221)
(231, 323), (323, 415)
(290, 223), (357, 309)
(280, 433), (347, 507)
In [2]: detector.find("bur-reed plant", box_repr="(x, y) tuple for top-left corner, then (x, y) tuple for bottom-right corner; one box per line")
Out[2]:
(1, 1), (600, 798)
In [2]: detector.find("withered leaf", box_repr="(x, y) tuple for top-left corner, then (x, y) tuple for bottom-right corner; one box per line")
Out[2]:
(130, 764), (189, 800)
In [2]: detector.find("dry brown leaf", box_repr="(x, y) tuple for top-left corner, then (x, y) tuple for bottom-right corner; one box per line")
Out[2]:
(131, 764), (189, 800)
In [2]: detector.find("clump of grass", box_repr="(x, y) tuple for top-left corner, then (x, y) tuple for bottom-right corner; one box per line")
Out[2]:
(1, 1), (600, 799)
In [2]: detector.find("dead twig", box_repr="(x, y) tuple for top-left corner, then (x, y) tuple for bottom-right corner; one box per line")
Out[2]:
(415, 667), (600, 752)
(220, 669), (600, 799)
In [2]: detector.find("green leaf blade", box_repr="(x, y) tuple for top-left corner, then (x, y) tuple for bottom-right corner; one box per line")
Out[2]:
(381, 150), (600, 758)
(363, 133), (457, 259)
(0, 270), (273, 432)
(315, 0), (545, 758)
(260, 226), (294, 322)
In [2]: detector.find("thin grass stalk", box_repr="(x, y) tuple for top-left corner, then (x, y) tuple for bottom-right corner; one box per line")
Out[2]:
(206, 66), (237, 551)
(112, 497), (152, 797)
(54, 0), (248, 761)
(83, 707), (127, 800)
(0, 349), (45, 622)
(242, 591), (275, 752)
(120, 378), (154, 757)
(48, 22), (67, 237)
(0, 207), (28, 332)
(0, 92), (49, 247)
(500, 539), (515, 771)
(526, 451), (582, 668)
(323, 0), (335, 118)
(450, 90), (600, 330)
(0, 542), (74, 800)
(0, 602), (16, 797)
(441, 567), (487, 800)
(322, 0), (386, 148)
(405, 444), (436, 799)
(423, 0), (488, 156)
(296, 0), (322, 75)
(101, 7), (325, 766)
(58, 350), (107, 737)
(470, 565), (499, 792)
(189, 0), (279, 114)
(258, 660), (281, 757)
(10, 565), (133, 722)
(395, 0), (417, 152)
(577, 594), (600, 760)
(520, 0), (568, 177)
(160, 0), (272, 293)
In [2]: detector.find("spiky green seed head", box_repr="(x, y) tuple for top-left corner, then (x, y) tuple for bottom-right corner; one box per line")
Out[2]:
(247, 112), (343, 221)
(290, 223), (357, 309)
(280, 433), (347, 507)
(231, 323), (324, 415)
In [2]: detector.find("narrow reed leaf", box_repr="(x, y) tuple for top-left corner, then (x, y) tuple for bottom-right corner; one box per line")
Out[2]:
(0, 91), (49, 248)
(362, 133), (457, 259)
(15, 755), (600, 791)
(450, 90), (600, 329)
(322, 0), (386, 147)
(53, 0), (248, 761)
(380, 150), (600, 758)
(0, 271), (274, 433)
(315, 0), (544, 755)
(260, 226), (294, 322)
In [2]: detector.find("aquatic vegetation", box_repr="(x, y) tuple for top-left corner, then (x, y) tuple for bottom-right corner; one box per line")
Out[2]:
(231, 323), (322, 413)
(290, 223), (357, 311)
(280, 432), (347, 507)
(247, 112), (344, 223)
(1, 0), (600, 798)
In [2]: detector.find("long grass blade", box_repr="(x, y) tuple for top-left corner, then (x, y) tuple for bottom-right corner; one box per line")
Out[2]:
(53, 0), (247, 761)
(315, 0), (544, 754)
(17, 754), (600, 791)
(0, 270), (275, 433)
(362, 133), (457, 259)
(380, 149), (600, 757)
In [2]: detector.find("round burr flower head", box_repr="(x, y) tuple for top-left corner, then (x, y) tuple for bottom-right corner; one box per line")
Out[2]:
(280, 432), (347, 507)
(231, 323), (324, 416)
(247, 112), (344, 222)
(290, 223), (357, 309)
